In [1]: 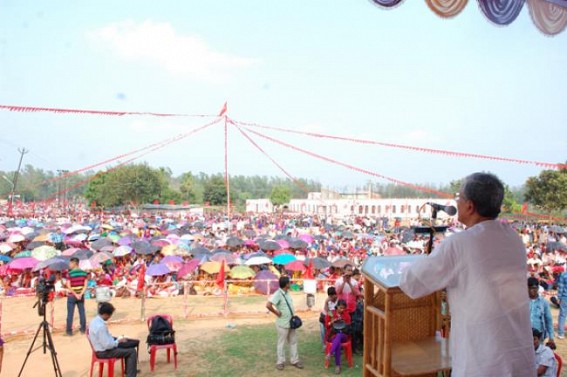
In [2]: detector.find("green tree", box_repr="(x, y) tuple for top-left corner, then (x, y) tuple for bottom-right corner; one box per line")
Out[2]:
(179, 172), (198, 203)
(270, 185), (291, 206)
(524, 167), (567, 213)
(203, 175), (228, 205)
(85, 164), (164, 207)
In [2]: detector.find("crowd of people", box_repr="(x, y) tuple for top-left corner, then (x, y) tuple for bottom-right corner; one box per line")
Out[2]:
(0, 172), (566, 375)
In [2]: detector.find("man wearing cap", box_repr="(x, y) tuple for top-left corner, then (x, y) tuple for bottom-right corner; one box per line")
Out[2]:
(528, 277), (555, 349)
(400, 172), (535, 376)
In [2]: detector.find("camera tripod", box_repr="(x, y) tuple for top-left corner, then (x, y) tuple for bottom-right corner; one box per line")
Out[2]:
(18, 301), (62, 377)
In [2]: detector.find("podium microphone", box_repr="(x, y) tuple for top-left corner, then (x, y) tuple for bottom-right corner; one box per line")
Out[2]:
(426, 202), (457, 216)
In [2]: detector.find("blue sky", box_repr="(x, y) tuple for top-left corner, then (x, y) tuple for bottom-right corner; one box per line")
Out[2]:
(0, 0), (565, 192)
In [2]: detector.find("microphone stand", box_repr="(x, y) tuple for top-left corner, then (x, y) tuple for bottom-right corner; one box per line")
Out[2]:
(413, 207), (448, 255)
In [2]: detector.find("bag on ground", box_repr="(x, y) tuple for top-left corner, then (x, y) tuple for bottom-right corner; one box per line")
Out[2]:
(147, 315), (175, 345)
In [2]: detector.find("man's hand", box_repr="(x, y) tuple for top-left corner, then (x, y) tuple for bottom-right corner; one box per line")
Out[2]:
(546, 340), (556, 350)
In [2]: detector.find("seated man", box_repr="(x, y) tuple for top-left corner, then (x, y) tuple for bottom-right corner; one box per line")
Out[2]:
(88, 302), (138, 377)
(533, 328), (557, 377)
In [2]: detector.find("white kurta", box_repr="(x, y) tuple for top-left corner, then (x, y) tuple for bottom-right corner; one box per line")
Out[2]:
(400, 220), (536, 377)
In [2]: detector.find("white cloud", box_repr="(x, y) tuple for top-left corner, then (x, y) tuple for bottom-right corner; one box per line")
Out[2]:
(87, 20), (260, 83)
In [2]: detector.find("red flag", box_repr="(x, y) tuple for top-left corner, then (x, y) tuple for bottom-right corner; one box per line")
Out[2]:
(305, 260), (314, 279)
(216, 260), (226, 289)
(521, 203), (528, 214)
(218, 101), (227, 116)
(137, 263), (146, 291)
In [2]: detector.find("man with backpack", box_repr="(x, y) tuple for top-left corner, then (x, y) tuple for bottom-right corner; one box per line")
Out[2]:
(89, 303), (139, 377)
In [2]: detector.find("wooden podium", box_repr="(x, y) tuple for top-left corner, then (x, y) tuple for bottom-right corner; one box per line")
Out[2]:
(361, 255), (451, 377)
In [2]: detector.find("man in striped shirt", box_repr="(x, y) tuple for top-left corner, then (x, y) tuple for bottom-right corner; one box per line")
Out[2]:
(65, 257), (87, 336)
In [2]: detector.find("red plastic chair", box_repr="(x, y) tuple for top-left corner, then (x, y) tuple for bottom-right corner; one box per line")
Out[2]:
(324, 339), (354, 368)
(86, 329), (125, 377)
(554, 352), (563, 377)
(146, 314), (178, 372)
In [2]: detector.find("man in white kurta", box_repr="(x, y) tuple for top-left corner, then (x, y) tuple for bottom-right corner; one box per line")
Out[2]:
(400, 173), (536, 377)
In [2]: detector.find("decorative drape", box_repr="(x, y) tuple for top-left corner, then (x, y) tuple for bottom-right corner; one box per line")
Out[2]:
(477, 0), (525, 25)
(426, 0), (469, 17)
(527, 0), (567, 35)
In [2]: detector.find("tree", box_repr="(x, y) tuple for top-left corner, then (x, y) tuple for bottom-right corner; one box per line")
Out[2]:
(270, 185), (291, 206)
(179, 172), (198, 203)
(203, 175), (227, 205)
(85, 164), (164, 208)
(524, 167), (567, 213)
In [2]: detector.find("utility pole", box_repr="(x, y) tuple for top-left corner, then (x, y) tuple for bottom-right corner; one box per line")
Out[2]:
(8, 147), (29, 217)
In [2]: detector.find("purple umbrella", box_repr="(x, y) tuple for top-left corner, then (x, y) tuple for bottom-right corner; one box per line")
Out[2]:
(146, 263), (170, 276)
(8, 257), (39, 270)
(254, 270), (279, 295)
(118, 236), (133, 246)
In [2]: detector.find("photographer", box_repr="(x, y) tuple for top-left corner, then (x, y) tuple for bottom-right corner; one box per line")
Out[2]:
(335, 264), (362, 317)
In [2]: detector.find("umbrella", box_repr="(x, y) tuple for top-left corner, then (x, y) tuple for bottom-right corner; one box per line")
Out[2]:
(190, 246), (211, 256)
(152, 239), (172, 247)
(71, 233), (88, 242)
(132, 240), (151, 254)
(285, 260), (306, 272)
(146, 263), (171, 276)
(14, 250), (32, 258)
(550, 226), (566, 234)
(226, 237), (244, 248)
(0, 243), (14, 254)
(100, 245), (116, 253)
(276, 239), (290, 249)
(547, 242), (567, 252)
(7, 234), (25, 243)
(161, 255), (184, 271)
(90, 251), (113, 264)
(303, 257), (331, 270)
(79, 259), (101, 271)
(91, 238), (112, 251)
(34, 257), (69, 272)
(260, 240), (281, 251)
(108, 234), (121, 243)
(200, 261), (229, 274)
(273, 253), (297, 265)
(73, 249), (94, 260)
(113, 246), (133, 257)
(161, 244), (179, 256)
(210, 252), (237, 265)
(33, 234), (51, 242)
(137, 245), (159, 255)
(299, 234), (314, 243)
(32, 245), (60, 261)
(288, 238), (308, 249)
(254, 270), (279, 295)
(331, 258), (352, 268)
(62, 248), (82, 256)
(9, 257), (39, 270)
(0, 255), (11, 263)
(118, 236), (133, 246)
(229, 265), (256, 279)
(245, 256), (273, 266)
(244, 229), (256, 238)
(177, 259), (200, 278)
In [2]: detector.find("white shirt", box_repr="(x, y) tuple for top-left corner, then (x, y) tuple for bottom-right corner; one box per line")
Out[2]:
(88, 315), (118, 352)
(535, 344), (556, 377)
(400, 220), (536, 377)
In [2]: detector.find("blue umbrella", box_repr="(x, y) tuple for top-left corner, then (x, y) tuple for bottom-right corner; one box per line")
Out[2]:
(146, 263), (170, 276)
(0, 255), (11, 263)
(273, 254), (296, 265)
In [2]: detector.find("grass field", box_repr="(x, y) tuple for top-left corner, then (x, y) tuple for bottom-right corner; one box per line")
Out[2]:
(179, 319), (363, 377)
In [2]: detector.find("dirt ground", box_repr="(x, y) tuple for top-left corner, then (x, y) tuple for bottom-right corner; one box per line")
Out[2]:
(2, 294), (567, 377)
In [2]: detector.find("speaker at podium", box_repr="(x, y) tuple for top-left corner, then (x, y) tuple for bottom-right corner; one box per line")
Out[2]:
(361, 255), (451, 377)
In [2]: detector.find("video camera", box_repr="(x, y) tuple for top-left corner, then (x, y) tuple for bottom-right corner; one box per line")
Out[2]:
(35, 275), (56, 316)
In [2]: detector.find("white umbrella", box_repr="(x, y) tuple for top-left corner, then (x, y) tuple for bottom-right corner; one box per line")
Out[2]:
(245, 256), (273, 266)
(80, 259), (101, 271)
(113, 245), (132, 257)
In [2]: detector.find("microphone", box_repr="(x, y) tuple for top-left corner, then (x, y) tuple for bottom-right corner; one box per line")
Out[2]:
(426, 202), (457, 216)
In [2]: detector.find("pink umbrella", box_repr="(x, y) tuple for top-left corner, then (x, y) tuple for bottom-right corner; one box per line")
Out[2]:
(299, 234), (314, 243)
(8, 257), (39, 270)
(62, 248), (82, 256)
(276, 239), (289, 249)
(177, 259), (200, 278)
(285, 260), (306, 272)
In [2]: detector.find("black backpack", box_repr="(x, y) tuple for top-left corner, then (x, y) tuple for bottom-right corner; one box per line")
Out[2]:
(147, 315), (175, 346)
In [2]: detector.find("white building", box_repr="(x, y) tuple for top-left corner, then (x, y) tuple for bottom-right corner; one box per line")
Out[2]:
(246, 195), (456, 219)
